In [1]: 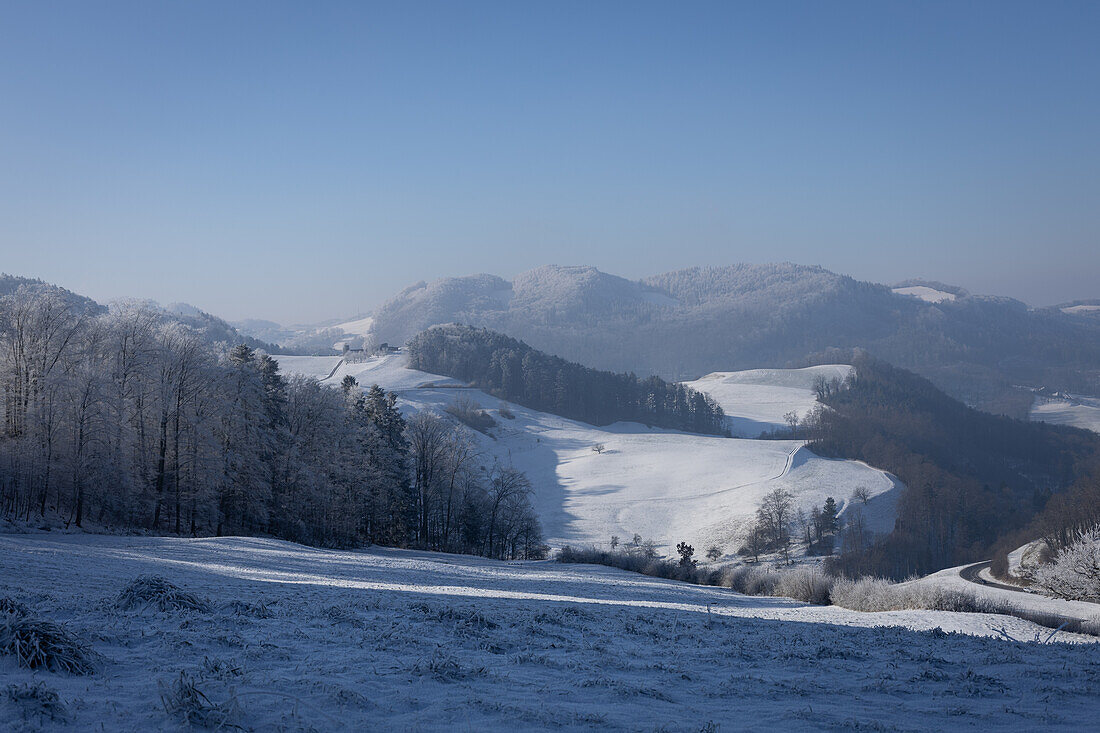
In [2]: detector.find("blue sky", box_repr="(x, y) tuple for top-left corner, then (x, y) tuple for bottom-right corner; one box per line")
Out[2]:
(1, 1), (1097, 322)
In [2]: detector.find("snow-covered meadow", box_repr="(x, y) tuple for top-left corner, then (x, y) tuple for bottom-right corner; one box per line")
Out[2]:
(3, 534), (1100, 731)
(682, 364), (852, 437)
(1030, 393), (1100, 434)
(274, 354), (899, 557)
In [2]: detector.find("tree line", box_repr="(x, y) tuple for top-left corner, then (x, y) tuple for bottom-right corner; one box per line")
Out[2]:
(804, 354), (1100, 578)
(407, 325), (727, 435)
(0, 283), (544, 559)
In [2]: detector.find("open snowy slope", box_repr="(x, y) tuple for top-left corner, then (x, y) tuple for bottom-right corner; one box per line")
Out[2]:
(891, 285), (957, 303)
(684, 364), (853, 437)
(1, 535), (1097, 731)
(334, 315), (375, 336)
(275, 355), (897, 557)
(1030, 393), (1100, 434)
(907, 562), (1100, 629)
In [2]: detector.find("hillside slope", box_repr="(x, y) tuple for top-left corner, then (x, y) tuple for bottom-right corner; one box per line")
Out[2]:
(275, 352), (898, 556)
(1, 534), (1097, 731)
(362, 263), (1100, 417)
(809, 355), (1100, 577)
(684, 364), (853, 437)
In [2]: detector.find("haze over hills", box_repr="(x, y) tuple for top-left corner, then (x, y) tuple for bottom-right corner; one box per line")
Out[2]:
(271, 263), (1100, 419)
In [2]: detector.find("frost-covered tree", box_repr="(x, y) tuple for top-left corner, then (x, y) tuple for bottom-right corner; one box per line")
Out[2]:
(1034, 529), (1100, 602)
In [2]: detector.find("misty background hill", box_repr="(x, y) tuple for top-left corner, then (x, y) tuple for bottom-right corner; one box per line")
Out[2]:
(288, 263), (1100, 418)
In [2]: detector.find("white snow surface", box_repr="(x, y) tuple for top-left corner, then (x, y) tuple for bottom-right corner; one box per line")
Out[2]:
(332, 315), (375, 336)
(908, 562), (1100, 629)
(2, 534), (1099, 731)
(683, 364), (853, 437)
(1030, 393), (1100, 434)
(1007, 540), (1046, 580)
(891, 285), (957, 303)
(273, 355), (897, 556)
(1061, 304), (1100, 314)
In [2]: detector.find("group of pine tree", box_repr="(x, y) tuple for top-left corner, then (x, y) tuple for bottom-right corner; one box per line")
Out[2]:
(0, 283), (545, 560)
(407, 324), (727, 435)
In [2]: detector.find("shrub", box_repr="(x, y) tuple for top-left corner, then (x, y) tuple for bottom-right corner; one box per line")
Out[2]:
(444, 395), (497, 433)
(1033, 528), (1100, 602)
(0, 617), (99, 674)
(828, 577), (1015, 615)
(4, 682), (69, 722)
(160, 671), (241, 728)
(774, 568), (832, 605)
(116, 576), (212, 613)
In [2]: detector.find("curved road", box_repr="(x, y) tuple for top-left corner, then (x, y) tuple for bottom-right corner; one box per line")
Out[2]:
(958, 561), (1031, 593)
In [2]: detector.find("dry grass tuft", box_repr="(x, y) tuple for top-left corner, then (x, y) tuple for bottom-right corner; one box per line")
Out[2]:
(160, 671), (242, 729)
(4, 681), (69, 722)
(116, 575), (211, 613)
(0, 597), (30, 617)
(0, 616), (100, 674)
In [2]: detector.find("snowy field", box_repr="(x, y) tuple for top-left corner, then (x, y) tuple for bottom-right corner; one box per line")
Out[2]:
(273, 355), (898, 557)
(683, 365), (853, 437)
(891, 286), (957, 303)
(3, 534), (1100, 731)
(1030, 393), (1100, 434)
(333, 315), (375, 337)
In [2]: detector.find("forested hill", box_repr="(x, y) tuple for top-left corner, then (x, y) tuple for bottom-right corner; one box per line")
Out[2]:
(367, 263), (1100, 418)
(0, 273), (282, 354)
(407, 325), (728, 435)
(807, 354), (1100, 579)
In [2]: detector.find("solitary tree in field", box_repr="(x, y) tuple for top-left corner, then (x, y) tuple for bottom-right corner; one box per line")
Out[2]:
(609, 535), (619, 550)
(822, 497), (839, 535)
(706, 545), (723, 562)
(677, 541), (696, 567)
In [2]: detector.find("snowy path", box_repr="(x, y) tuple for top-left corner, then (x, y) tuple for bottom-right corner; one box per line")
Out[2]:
(3, 535), (1100, 731)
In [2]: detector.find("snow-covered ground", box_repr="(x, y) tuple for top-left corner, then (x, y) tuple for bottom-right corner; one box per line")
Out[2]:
(1007, 540), (1046, 581)
(333, 315), (375, 337)
(3, 534), (1099, 731)
(273, 354), (898, 557)
(683, 364), (853, 436)
(907, 561), (1100, 630)
(1061, 304), (1100, 315)
(891, 285), (957, 303)
(1030, 393), (1100, 434)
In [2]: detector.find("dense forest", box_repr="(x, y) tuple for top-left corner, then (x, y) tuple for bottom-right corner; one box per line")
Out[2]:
(0, 283), (544, 560)
(806, 354), (1100, 578)
(407, 324), (727, 435)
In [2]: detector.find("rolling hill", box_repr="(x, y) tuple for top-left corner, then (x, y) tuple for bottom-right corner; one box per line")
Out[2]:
(273, 350), (899, 558)
(357, 263), (1100, 419)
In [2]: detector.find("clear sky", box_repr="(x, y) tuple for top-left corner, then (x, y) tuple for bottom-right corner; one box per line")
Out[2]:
(1, 1), (1098, 323)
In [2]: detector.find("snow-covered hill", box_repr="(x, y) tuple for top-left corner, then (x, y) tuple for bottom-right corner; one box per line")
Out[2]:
(1030, 393), (1100, 434)
(891, 285), (957, 303)
(684, 364), (853, 437)
(1, 534), (1097, 731)
(274, 354), (898, 557)
(345, 263), (1100, 420)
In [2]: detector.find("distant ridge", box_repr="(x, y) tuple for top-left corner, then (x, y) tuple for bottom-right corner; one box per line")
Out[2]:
(364, 263), (1100, 417)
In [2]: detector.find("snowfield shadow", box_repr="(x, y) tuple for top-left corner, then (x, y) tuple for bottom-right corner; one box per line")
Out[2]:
(3, 535), (1100, 731)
